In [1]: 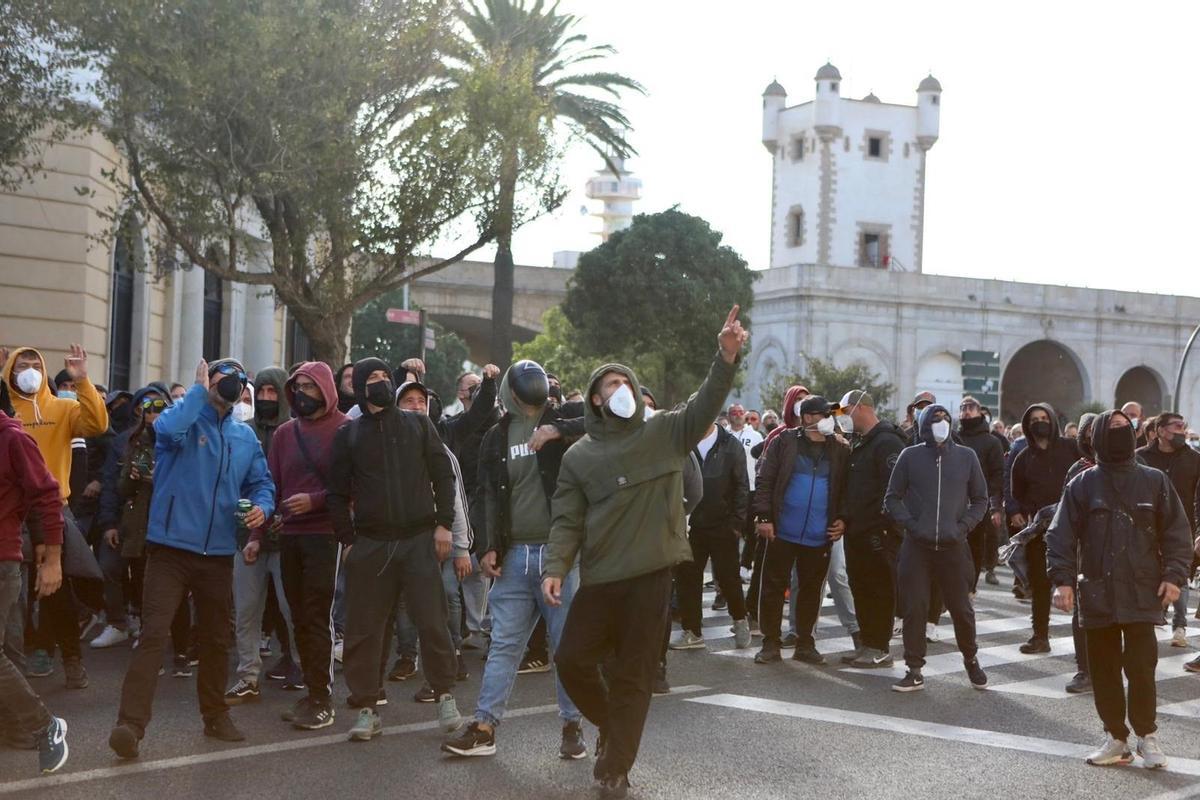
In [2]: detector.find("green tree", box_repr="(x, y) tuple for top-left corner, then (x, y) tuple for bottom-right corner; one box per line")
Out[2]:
(512, 306), (601, 396)
(443, 0), (644, 368)
(762, 356), (895, 415)
(35, 0), (514, 364)
(350, 294), (470, 402)
(561, 208), (757, 407)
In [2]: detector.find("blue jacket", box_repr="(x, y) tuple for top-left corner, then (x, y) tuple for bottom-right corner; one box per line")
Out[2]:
(146, 384), (274, 556)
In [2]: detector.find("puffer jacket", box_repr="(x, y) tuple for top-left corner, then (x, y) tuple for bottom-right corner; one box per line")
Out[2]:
(1047, 410), (1193, 628)
(843, 419), (907, 539)
(753, 427), (848, 535)
(883, 405), (988, 550)
(544, 352), (737, 586)
(691, 424), (750, 532)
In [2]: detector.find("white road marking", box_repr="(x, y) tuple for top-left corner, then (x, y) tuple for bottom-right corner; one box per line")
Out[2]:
(0, 687), (712, 794)
(993, 652), (1198, 700)
(687, 694), (1200, 777)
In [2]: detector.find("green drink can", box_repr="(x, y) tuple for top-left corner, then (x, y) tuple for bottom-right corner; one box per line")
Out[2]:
(236, 499), (253, 529)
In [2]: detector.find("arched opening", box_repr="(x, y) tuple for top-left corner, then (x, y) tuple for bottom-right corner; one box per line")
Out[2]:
(1115, 366), (1164, 416)
(1001, 340), (1086, 424)
(202, 268), (224, 361)
(107, 213), (138, 390)
(915, 352), (962, 413)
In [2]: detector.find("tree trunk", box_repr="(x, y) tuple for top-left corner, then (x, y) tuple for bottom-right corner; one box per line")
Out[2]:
(292, 306), (351, 368)
(490, 150), (519, 369)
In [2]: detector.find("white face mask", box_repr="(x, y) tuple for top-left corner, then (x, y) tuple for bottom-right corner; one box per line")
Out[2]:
(836, 414), (853, 434)
(232, 402), (255, 423)
(1129, 417), (1140, 429)
(643, 406), (655, 421)
(931, 420), (951, 443)
(815, 416), (836, 436)
(606, 383), (637, 420)
(793, 400), (804, 418)
(15, 368), (42, 395)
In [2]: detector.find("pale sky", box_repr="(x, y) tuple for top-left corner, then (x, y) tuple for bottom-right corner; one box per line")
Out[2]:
(455, 0), (1200, 298)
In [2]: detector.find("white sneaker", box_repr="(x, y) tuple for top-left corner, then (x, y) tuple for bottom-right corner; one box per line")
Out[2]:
(669, 631), (706, 650)
(732, 619), (752, 649)
(333, 638), (344, 664)
(1137, 734), (1167, 769)
(89, 625), (130, 649)
(1086, 734), (1133, 766)
(925, 622), (940, 643)
(739, 567), (753, 583)
(892, 620), (903, 637)
(1172, 627), (1189, 648)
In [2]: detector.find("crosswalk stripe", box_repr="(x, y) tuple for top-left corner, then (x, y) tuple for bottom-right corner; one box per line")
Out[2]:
(684, 694), (1200, 776)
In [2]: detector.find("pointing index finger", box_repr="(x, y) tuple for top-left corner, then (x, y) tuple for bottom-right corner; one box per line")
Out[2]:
(725, 305), (741, 326)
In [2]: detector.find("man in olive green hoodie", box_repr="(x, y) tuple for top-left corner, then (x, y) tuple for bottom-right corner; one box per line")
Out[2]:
(542, 306), (748, 798)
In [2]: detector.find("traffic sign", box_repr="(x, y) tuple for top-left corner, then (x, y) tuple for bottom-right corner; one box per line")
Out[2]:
(386, 308), (421, 325)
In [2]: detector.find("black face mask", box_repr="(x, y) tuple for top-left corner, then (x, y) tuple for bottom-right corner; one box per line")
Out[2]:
(1029, 420), (1052, 439)
(110, 403), (134, 432)
(960, 416), (987, 434)
(365, 380), (394, 408)
(255, 400), (280, 420)
(1100, 425), (1136, 463)
(292, 392), (323, 418)
(1170, 433), (1188, 451)
(216, 374), (243, 404)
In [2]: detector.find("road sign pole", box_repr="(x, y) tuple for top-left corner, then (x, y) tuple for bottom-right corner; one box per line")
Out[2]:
(419, 309), (427, 364)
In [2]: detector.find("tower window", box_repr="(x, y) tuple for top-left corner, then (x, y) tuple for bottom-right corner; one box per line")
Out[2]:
(862, 129), (891, 161)
(931, 95), (939, 105)
(857, 224), (891, 268)
(790, 136), (804, 162)
(830, 82), (839, 92)
(868, 137), (882, 157)
(787, 206), (805, 248)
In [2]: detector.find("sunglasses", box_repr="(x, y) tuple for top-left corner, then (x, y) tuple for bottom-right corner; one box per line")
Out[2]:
(214, 364), (248, 382)
(141, 398), (168, 411)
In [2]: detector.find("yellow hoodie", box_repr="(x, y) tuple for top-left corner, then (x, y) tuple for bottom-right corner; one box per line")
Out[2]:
(3, 347), (109, 502)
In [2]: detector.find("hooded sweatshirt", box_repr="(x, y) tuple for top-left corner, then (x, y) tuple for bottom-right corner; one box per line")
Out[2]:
(1047, 410), (1193, 628)
(97, 384), (174, 530)
(3, 347), (109, 502)
(544, 351), (738, 586)
(335, 363), (357, 414)
(883, 404), (988, 550)
(258, 362), (347, 538)
(758, 385), (808, 459)
(500, 369), (553, 543)
(252, 366), (291, 456)
(1011, 402), (1080, 516)
(0, 413), (63, 561)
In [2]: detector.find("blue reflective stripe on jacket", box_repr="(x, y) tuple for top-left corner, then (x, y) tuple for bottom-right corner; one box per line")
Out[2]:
(146, 384), (275, 556)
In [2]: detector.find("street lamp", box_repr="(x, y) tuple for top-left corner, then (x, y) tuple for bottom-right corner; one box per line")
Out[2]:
(1174, 323), (1200, 413)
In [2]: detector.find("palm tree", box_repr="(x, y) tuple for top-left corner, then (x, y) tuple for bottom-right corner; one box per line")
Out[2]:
(452, 0), (644, 367)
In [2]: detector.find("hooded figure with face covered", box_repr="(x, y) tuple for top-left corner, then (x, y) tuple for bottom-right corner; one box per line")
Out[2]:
(883, 404), (989, 694)
(541, 306), (747, 794)
(1047, 409), (1192, 769)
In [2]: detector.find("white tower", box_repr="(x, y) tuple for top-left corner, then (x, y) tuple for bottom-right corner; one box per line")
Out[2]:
(916, 74), (942, 150)
(584, 156), (642, 241)
(761, 79), (787, 153)
(812, 61), (842, 135)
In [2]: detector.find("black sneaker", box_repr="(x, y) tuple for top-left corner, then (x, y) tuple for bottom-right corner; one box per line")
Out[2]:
(1066, 671), (1092, 694)
(456, 651), (469, 682)
(441, 721), (496, 757)
(559, 720), (587, 760)
(265, 655), (292, 681)
(37, 717), (68, 774)
(283, 662), (306, 691)
(108, 723), (140, 759)
(965, 658), (988, 689)
(754, 641), (782, 664)
(780, 632), (798, 649)
(984, 570), (999, 586)
(281, 696), (313, 723)
(712, 593), (728, 611)
(1184, 654), (1200, 673)
(204, 713), (245, 742)
(518, 655), (551, 674)
(792, 646), (825, 665)
(1019, 637), (1050, 655)
(172, 654), (193, 678)
(292, 698), (335, 730)
(414, 683), (438, 703)
(387, 656), (418, 681)
(63, 657), (88, 690)
(598, 774), (630, 799)
(892, 669), (925, 692)
(224, 679), (260, 705)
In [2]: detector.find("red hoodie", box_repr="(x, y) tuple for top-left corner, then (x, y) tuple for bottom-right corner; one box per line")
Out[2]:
(762, 385), (810, 455)
(258, 362), (348, 538)
(0, 413), (63, 561)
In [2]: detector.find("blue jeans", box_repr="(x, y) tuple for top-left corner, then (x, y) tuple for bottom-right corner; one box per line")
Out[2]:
(396, 557), (463, 659)
(1173, 584), (1190, 630)
(475, 544), (580, 727)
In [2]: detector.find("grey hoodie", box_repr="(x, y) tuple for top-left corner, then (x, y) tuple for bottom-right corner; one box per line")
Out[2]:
(883, 404), (988, 550)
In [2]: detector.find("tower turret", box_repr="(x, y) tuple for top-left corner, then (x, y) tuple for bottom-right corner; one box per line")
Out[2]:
(813, 61), (842, 135)
(916, 74), (942, 149)
(584, 157), (642, 241)
(761, 79), (787, 153)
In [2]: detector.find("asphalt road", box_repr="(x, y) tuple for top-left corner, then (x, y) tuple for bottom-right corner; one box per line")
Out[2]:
(5, 568), (1200, 800)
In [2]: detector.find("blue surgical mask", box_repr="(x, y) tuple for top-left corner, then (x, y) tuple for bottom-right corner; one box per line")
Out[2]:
(58, 390), (77, 401)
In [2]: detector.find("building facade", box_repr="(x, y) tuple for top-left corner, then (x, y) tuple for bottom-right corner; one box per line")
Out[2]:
(744, 64), (1200, 425)
(0, 131), (292, 392)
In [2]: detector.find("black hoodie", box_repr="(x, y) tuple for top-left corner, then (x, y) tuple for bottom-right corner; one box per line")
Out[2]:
(326, 358), (455, 544)
(958, 415), (1005, 510)
(1010, 402), (1079, 516)
(1047, 410), (1193, 628)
